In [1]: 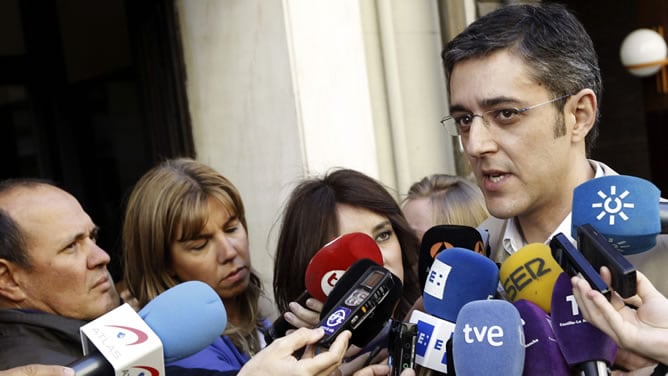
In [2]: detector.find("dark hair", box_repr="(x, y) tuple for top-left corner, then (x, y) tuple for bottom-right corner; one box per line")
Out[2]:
(273, 168), (420, 320)
(0, 209), (29, 268)
(442, 3), (602, 155)
(0, 178), (56, 269)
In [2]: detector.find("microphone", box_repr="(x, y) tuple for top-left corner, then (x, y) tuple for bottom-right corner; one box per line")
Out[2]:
(572, 174), (668, 254)
(266, 232), (384, 343)
(499, 243), (564, 313)
(409, 247), (498, 373)
(316, 258), (402, 348)
(423, 247), (498, 322)
(551, 272), (617, 375)
(452, 299), (525, 376)
(69, 280), (227, 376)
(418, 224), (489, 290)
(513, 299), (569, 376)
(306, 233), (385, 302)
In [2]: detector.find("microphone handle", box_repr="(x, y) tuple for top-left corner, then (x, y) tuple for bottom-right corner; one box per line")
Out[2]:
(67, 351), (115, 376)
(264, 290), (310, 345)
(446, 336), (456, 376)
(578, 360), (609, 376)
(660, 201), (668, 234)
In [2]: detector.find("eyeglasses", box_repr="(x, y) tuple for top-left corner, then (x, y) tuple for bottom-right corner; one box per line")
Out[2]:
(440, 94), (571, 136)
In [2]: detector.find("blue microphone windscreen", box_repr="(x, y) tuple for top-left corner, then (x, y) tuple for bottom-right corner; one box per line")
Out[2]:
(514, 299), (569, 376)
(423, 248), (499, 322)
(572, 175), (660, 254)
(550, 273), (617, 366)
(139, 281), (227, 363)
(453, 300), (525, 376)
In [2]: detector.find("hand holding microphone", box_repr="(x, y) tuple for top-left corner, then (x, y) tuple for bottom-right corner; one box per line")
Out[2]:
(571, 267), (668, 366)
(238, 328), (352, 376)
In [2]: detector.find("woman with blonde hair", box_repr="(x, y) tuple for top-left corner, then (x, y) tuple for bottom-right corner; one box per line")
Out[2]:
(122, 158), (267, 374)
(401, 174), (489, 241)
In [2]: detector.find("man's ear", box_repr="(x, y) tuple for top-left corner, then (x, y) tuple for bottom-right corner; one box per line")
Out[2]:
(0, 259), (27, 302)
(569, 88), (597, 143)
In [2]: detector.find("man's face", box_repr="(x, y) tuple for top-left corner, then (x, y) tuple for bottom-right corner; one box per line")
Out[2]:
(0, 185), (118, 320)
(448, 50), (578, 222)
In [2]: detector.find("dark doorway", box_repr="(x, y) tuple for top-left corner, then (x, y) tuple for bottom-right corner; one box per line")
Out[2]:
(0, 0), (194, 281)
(557, 0), (668, 195)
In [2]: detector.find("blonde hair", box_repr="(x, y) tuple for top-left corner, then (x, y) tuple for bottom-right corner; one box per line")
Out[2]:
(122, 158), (264, 355)
(403, 174), (489, 227)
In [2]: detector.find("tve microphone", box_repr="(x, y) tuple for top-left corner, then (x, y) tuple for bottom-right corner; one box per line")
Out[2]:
(410, 247), (498, 373)
(551, 272), (617, 376)
(499, 243), (564, 313)
(70, 281), (227, 376)
(266, 232), (384, 343)
(513, 299), (569, 376)
(572, 175), (668, 254)
(418, 225), (488, 290)
(452, 300), (525, 376)
(317, 258), (402, 348)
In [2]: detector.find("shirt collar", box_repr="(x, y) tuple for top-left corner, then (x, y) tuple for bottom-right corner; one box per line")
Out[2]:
(502, 160), (605, 255)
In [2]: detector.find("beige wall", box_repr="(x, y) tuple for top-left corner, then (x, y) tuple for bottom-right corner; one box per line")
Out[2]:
(176, 0), (456, 304)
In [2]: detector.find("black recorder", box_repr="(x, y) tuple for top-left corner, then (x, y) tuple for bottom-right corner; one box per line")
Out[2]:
(388, 320), (416, 376)
(317, 259), (402, 348)
(576, 224), (637, 298)
(550, 232), (611, 301)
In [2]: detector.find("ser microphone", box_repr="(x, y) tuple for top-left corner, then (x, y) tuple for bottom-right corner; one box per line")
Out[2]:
(266, 232), (384, 343)
(409, 247), (498, 373)
(572, 174), (668, 254)
(499, 243), (564, 313)
(69, 281), (227, 376)
(316, 258), (402, 348)
(551, 272), (617, 376)
(418, 225), (489, 290)
(452, 299), (525, 376)
(513, 299), (569, 376)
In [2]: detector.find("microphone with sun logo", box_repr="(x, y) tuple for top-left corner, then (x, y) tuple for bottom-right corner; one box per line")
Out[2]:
(572, 175), (668, 255)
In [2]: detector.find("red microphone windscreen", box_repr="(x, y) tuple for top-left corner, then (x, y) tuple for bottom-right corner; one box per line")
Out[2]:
(304, 232), (384, 302)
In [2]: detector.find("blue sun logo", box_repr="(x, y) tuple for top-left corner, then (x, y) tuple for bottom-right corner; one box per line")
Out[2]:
(591, 185), (635, 225)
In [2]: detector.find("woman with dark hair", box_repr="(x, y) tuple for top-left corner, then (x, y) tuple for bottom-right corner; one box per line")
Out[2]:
(273, 168), (421, 333)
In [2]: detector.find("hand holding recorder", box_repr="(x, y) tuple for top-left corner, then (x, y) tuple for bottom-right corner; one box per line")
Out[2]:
(238, 328), (351, 376)
(571, 268), (668, 366)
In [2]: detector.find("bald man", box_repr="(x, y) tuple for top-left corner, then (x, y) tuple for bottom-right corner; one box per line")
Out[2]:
(0, 179), (119, 368)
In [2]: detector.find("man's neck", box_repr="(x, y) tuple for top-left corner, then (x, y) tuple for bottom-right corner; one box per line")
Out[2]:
(517, 158), (596, 244)
(516, 207), (570, 244)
